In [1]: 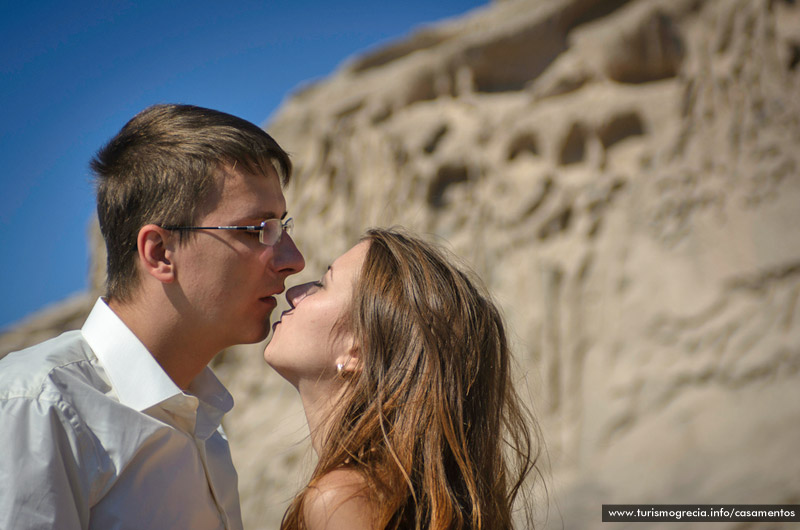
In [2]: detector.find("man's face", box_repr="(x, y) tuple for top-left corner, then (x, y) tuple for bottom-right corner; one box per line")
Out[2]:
(171, 165), (305, 350)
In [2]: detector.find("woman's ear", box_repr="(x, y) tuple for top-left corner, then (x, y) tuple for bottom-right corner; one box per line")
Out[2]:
(137, 224), (175, 284)
(335, 338), (361, 377)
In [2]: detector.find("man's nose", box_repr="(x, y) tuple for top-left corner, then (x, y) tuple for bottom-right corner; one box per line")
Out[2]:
(273, 233), (305, 276)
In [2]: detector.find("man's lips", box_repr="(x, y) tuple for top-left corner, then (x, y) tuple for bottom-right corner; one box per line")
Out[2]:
(260, 295), (278, 307)
(260, 286), (286, 305)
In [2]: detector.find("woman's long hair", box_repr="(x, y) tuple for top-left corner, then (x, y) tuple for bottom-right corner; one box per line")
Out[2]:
(281, 228), (542, 529)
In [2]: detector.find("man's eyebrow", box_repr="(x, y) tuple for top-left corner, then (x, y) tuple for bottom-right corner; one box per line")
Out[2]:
(238, 211), (287, 223)
(327, 265), (333, 281)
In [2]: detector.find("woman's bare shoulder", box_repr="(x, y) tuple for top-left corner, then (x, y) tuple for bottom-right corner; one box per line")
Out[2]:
(303, 468), (378, 530)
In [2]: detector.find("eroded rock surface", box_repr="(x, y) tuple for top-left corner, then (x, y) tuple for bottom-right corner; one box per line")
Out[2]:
(3, 0), (799, 528)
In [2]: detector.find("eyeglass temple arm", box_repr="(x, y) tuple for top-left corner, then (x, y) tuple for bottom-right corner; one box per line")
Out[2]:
(163, 219), (290, 231)
(164, 225), (261, 230)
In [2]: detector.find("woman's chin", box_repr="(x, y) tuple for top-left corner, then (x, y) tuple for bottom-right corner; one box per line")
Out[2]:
(262, 354), (298, 385)
(262, 346), (278, 370)
(263, 348), (278, 369)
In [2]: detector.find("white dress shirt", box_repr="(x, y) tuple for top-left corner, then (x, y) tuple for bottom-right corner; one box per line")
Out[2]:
(0, 298), (244, 530)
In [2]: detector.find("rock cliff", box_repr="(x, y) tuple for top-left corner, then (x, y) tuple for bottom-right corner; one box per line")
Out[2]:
(3, 0), (799, 528)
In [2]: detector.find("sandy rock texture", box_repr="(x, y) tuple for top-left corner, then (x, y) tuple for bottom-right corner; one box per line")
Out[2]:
(3, 0), (799, 528)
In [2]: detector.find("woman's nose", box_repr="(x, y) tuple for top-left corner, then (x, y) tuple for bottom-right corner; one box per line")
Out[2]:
(286, 281), (317, 308)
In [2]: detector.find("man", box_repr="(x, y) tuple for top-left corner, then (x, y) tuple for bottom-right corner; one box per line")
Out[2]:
(0, 104), (305, 529)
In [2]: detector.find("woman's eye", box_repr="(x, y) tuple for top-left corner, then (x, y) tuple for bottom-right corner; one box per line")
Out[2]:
(313, 281), (323, 288)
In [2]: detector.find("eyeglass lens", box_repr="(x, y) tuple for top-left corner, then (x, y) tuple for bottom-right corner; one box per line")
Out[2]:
(260, 218), (292, 245)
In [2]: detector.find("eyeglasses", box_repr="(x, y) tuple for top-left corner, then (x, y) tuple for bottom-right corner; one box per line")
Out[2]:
(162, 217), (293, 246)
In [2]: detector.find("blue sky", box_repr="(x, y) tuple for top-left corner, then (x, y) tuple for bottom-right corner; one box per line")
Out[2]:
(0, 0), (486, 330)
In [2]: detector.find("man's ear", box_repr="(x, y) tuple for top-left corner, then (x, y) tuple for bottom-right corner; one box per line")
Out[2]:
(137, 224), (175, 284)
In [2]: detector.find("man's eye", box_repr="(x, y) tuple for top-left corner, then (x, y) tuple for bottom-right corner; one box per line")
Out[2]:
(313, 281), (323, 288)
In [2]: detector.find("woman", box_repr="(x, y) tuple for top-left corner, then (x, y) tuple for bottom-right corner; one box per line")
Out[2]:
(265, 228), (541, 529)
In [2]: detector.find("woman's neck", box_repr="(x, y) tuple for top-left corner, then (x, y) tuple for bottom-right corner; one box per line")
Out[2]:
(297, 381), (343, 455)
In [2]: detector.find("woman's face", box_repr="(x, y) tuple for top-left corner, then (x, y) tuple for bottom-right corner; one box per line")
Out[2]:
(264, 240), (369, 388)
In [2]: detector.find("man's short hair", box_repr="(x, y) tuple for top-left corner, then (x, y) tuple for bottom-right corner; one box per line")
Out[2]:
(91, 103), (292, 301)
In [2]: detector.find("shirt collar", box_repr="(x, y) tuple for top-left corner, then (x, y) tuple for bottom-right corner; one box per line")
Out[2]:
(189, 368), (235, 439)
(81, 298), (234, 437)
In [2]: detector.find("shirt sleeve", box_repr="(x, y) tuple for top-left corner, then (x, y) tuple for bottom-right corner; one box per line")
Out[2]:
(0, 396), (94, 530)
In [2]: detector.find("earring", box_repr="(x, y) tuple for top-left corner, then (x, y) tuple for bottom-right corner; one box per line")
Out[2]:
(336, 362), (344, 374)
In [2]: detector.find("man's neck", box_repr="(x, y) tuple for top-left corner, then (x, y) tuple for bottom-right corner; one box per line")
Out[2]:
(107, 297), (219, 390)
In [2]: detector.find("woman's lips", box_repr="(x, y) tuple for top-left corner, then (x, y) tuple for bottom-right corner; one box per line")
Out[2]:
(271, 309), (291, 331)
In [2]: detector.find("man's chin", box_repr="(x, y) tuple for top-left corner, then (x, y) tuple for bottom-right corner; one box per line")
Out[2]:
(235, 323), (272, 346)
